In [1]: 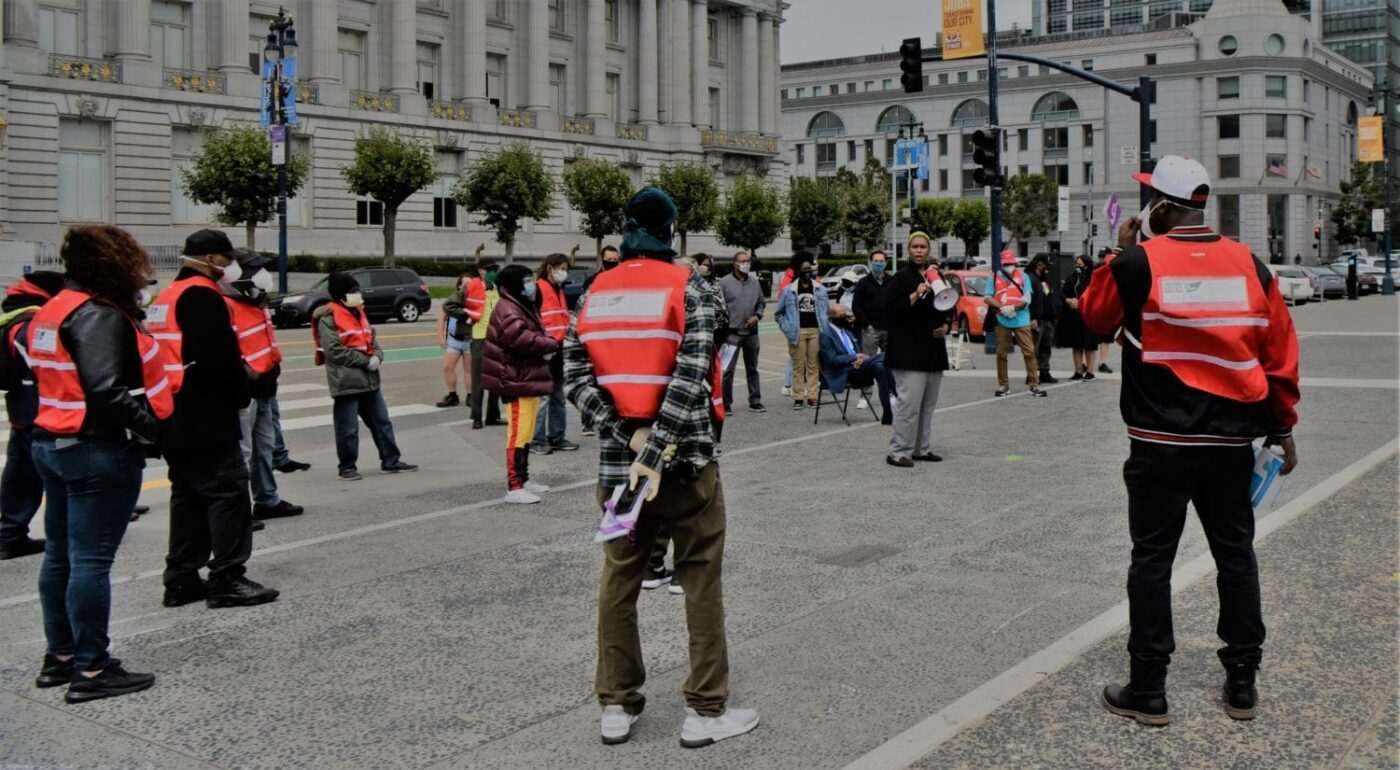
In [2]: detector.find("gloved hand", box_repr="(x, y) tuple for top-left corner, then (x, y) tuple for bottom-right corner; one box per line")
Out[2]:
(367, 355), (381, 371)
(627, 427), (662, 502)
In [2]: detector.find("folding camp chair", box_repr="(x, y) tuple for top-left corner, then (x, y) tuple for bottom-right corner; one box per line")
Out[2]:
(814, 372), (880, 426)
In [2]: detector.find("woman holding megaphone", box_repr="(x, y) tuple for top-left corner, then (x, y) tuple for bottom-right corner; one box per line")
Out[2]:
(882, 232), (954, 468)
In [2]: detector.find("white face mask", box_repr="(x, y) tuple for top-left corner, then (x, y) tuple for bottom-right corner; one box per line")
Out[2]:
(136, 288), (153, 307)
(699, 264), (711, 277)
(250, 268), (275, 294)
(216, 259), (243, 287)
(550, 269), (568, 285)
(344, 292), (364, 308)
(736, 262), (751, 274)
(675, 256), (696, 272)
(1137, 200), (1167, 242)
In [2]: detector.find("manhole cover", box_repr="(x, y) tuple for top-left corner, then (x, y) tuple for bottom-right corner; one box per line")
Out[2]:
(817, 543), (901, 568)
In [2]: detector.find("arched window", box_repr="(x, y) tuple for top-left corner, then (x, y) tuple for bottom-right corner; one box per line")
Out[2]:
(807, 111), (847, 138)
(1031, 92), (1080, 121)
(950, 99), (989, 128)
(877, 105), (915, 133)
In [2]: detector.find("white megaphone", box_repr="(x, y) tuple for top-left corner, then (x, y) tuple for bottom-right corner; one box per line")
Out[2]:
(928, 276), (959, 311)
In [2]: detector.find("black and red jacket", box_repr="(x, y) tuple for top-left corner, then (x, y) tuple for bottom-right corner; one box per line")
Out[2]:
(1081, 226), (1300, 446)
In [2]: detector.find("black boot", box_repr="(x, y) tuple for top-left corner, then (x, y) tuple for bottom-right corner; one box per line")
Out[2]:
(206, 576), (279, 608)
(1223, 665), (1258, 720)
(1102, 660), (1169, 726)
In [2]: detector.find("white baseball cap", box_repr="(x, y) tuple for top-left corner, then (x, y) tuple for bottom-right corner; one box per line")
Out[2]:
(1132, 155), (1211, 210)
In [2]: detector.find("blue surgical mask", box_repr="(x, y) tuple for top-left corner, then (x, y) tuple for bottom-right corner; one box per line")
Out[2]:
(871, 261), (886, 275)
(521, 280), (537, 300)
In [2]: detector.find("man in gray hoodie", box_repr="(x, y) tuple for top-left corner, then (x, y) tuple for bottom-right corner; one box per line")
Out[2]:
(717, 251), (766, 413)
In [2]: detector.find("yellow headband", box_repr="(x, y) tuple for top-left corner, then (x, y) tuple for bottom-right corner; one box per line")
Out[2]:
(907, 231), (931, 247)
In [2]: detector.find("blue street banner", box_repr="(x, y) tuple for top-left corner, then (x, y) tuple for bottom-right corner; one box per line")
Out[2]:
(894, 139), (911, 170)
(282, 56), (299, 125)
(259, 60), (274, 126)
(915, 141), (930, 180)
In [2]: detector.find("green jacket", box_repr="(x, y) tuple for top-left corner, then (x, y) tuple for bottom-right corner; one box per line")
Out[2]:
(315, 303), (384, 397)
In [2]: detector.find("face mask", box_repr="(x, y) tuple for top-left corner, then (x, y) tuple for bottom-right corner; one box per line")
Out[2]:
(801, 270), (815, 280)
(250, 268), (275, 294)
(522, 280), (537, 300)
(871, 261), (886, 275)
(699, 265), (712, 277)
(485, 270), (499, 285)
(601, 260), (618, 271)
(344, 292), (364, 308)
(216, 260), (243, 287)
(550, 269), (568, 285)
(135, 288), (153, 307)
(1138, 200), (1166, 242)
(736, 262), (751, 274)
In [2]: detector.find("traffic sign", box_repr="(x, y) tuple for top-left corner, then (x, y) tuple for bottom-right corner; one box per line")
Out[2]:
(1057, 187), (1072, 233)
(270, 125), (287, 166)
(1373, 208), (1386, 234)
(1119, 145), (1137, 165)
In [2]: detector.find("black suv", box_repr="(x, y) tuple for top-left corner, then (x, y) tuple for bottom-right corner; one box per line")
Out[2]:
(271, 267), (432, 328)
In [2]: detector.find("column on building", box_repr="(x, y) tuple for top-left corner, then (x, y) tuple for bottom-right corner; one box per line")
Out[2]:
(657, 0), (672, 122)
(462, 0), (487, 105)
(308, 0), (340, 83)
(219, 0), (250, 72)
(757, 12), (774, 134)
(112, 0), (152, 61)
(739, 8), (758, 133)
(4, 0), (37, 47)
(690, 0), (708, 128)
(389, 0), (417, 94)
(670, 0), (691, 124)
(638, 0), (658, 124)
(526, 0), (550, 110)
(585, 0), (607, 117)
(771, 17), (782, 135)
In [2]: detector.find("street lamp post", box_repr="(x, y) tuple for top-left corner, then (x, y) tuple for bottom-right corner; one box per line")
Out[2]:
(1377, 83), (1396, 296)
(263, 9), (298, 295)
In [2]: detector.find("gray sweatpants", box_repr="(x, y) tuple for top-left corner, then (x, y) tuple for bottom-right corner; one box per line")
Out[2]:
(888, 370), (943, 460)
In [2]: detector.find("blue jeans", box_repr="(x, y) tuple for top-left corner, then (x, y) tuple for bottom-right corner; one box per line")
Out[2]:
(1, 429), (44, 544)
(270, 398), (290, 466)
(332, 390), (402, 472)
(239, 398), (280, 506)
(32, 438), (144, 672)
(531, 358), (567, 447)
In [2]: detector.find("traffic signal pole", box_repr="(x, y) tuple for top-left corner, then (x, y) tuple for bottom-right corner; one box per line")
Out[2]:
(985, 1), (1003, 262)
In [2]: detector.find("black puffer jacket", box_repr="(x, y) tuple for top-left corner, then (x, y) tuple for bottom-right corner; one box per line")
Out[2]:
(33, 288), (159, 443)
(882, 263), (953, 373)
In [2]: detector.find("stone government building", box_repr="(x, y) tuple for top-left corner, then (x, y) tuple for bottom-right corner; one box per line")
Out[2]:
(0, 0), (790, 263)
(780, 0), (1373, 263)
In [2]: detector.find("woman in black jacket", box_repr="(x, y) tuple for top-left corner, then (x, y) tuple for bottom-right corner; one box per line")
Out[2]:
(1054, 254), (1101, 380)
(28, 225), (162, 703)
(882, 233), (954, 467)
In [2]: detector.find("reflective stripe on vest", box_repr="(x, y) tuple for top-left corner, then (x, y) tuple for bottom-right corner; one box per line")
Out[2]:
(539, 281), (569, 341)
(314, 303), (375, 366)
(994, 269), (1026, 306)
(575, 260), (691, 419)
(147, 274), (220, 392)
(225, 298), (283, 374)
(29, 289), (175, 434)
(1138, 236), (1270, 403)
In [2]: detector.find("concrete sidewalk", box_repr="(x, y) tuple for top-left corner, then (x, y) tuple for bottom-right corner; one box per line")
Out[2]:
(905, 459), (1399, 770)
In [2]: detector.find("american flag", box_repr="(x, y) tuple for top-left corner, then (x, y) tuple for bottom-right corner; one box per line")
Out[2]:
(1267, 157), (1289, 177)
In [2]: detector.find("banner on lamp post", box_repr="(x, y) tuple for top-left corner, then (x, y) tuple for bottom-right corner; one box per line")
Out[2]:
(1057, 187), (1072, 233)
(1358, 116), (1384, 163)
(942, 0), (985, 60)
(1373, 208), (1387, 234)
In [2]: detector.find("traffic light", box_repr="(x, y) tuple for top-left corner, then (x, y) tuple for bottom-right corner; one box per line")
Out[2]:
(1092, 224), (1100, 237)
(971, 128), (1003, 188)
(900, 37), (923, 93)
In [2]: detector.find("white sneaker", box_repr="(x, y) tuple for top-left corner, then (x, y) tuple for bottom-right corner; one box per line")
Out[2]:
(668, 581), (685, 596)
(856, 397), (869, 410)
(524, 480), (551, 494)
(600, 705), (639, 745)
(781, 385), (791, 396)
(680, 706), (759, 749)
(504, 488), (541, 504)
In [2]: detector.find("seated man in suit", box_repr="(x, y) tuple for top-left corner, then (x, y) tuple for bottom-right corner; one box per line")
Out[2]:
(819, 303), (895, 425)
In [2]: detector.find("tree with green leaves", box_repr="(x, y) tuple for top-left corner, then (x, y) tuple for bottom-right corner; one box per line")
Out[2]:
(561, 157), (631, 258)
(841, 181), (890, 251)
(181, 125), (308, 251)
(859, 157), (891, 190)
(1001, 174), (1058, 245)
(716, 175), (786, 260)
(952, 199), (991, 256)
(341, 129), (436, 264)
(912, 197), (957, 241)
(787, 177), (843, 251)
(458, 144), (555, 261)
(1331, 161), (1396, 249)
(652, 163), (720, 257)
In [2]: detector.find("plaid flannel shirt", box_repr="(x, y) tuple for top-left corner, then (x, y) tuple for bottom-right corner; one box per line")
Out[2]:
(564, 271), (727, 488)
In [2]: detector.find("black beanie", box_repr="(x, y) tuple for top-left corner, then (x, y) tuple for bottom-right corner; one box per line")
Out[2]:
(328, 272), (359, 302)
(620, 187), (678, 260)
(495, 264), (534, 307)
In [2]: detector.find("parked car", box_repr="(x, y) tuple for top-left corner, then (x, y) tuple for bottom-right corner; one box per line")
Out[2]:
(1299, 266), (1346, 299)
(819, 264), (870, 294)
(1269, 266), (1312, 306)
(1339, 248), (1369, 265)
(1355, 255), (1394, 272)
(270, 267), (432, 328)
(945, 270), (990, 340)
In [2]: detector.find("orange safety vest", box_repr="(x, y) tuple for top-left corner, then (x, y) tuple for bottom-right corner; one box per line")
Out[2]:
(225, 297), (282, 374)
(1128, 236), (1271, 403)
(575, 259), (726, 422)
(313, 303), (375, 366)
(27, 289), (176, 434)
(538, 279), (569, 342)
(146, 274), (222, 392)
(465, 277), (488, 323)
(993, 267), (1027, 307)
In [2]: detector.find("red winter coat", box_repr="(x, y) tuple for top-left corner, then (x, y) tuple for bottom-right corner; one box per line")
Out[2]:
(482, 292), (560, 399)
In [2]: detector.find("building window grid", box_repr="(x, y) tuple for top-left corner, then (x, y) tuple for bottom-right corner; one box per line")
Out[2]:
(171, 128), (215, 225)
(550, 63), (568, 114)
(1219, 155), (1241, 178)
(1218, 77), (1240, 99)
(1218, 114), (1240, 139)
(58, 120), (107, 222)
(1266, 113), (1287, 139)
(149, 0), (191, 71)
(339, 30), (367, 93)
(38, 5), (81, 55)
(548, 0), (566, 33)
(1265, 75), (1287, 99)
(606, 0), (619, 42)
(417, 42), (440, 100)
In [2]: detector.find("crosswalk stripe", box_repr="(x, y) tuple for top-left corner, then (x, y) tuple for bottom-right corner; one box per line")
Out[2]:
(275, 396), (334, 412)
(276, 403), (440, 431)
(276, 383), (325, 395)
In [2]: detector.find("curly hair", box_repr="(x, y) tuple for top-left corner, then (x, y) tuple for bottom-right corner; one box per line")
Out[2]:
(60, 225), (151, 319)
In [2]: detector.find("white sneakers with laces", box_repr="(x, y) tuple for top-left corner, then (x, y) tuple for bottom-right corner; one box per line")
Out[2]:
(504, 488), (541, 504)
(599, 705), (639, 745)
(523, 480), (551, 494)
(680, 706), (760, 748)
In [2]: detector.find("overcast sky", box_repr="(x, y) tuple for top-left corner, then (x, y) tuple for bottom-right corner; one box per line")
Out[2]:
(782, 0), (1034, 65)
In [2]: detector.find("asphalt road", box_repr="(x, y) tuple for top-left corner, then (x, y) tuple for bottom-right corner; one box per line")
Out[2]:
(0, 296), (1396, 770)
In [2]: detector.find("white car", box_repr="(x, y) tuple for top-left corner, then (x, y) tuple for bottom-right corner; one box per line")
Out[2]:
(819, 264), (870, 294)
(1269, 266), (1312, 306)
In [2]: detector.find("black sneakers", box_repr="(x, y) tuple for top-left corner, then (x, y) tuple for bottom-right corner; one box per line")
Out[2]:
(550, 439), (581, 452)
(339, 468), (363, 481)
(253, 500), (304, 520)
(1223, 666), (1258, 720)
(0, 537), (45, 560)
(1102, 683), (1169, 726)
(885, 455), (914, 468)
(64, 659), (156, 704)
(912, 453), (943, 462)
(382, 461), (419, 473)
(1029, 387), (1049, 398)
(435, 392), (460, 408)
(1040, 371), (1060, 384)
(162, 578), (208, 608)
(206, 576), (280, 609)
(35, 653), (74, 688)
(275, 459), (311, 473)
(641, 567), (674, 590)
